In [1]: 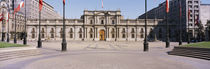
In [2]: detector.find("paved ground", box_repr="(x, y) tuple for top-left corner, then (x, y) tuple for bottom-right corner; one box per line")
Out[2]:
(0, 41), (210, 69)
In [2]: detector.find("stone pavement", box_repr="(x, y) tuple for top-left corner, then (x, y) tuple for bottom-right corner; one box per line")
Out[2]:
(0, 41), (210, 69)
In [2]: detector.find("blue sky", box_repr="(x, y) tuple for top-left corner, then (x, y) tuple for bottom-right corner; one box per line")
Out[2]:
(45, 0), (210, 19)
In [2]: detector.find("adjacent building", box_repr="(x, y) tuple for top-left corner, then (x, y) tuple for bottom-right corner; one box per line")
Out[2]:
(0, 0), (26, 41)
(0, 0), (62, 41)
(139, 0), (201, 41)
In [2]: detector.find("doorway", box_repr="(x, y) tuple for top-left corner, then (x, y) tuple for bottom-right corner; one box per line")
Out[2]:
(99, 30), (105, 41)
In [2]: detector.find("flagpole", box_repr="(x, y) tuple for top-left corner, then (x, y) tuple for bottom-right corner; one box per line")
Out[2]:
(187, 7), (190, 44)
(37, 5), (42, 48)
(144, 0), (149, 52)
(2, 10), (5, 42)
(62, 1), (67, 51)
(13, 0), (16, 43)
(7, 3), (10, 42)
(23, 0), (27, 45)
(166, 0), (170, 48)
(179, 0), (182, 45)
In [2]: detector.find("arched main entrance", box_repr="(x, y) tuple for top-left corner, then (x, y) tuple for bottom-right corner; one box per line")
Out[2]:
(99, 30), (105, 41)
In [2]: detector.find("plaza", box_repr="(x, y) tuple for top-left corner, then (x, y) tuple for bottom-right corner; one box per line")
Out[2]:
(0, 41), (210, 69)
(0, 0), (210, 69)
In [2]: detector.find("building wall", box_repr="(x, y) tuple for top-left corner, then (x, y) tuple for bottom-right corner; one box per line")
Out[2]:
(138, 0), (201, 40)
(4, 0), (62, 19)
(27, 10), (178, 41)
(0, 1), (25, 40)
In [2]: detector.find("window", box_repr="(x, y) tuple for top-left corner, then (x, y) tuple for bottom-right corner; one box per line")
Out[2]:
(90, 34), (93, 38)
(50, 28), (54, 38)
(112, 34), (115, 38)
(89, 28), (93, 38)
(132, 34), (135, 38)
(79, 34), (82, 38)
(141, 34), (144, 38)
(112, 20), (115, 24)
(70, 34), (73, 38)
(41, 28), (45, 38)
(69, 28), (73, 38)
(101, 20), (104, 24)
(122, 34), (126, 38)
(90, 20), (93, 24)
(131, 28), (135, 33)
(60, 28), (63, 38)
(31, 28), (35, 38)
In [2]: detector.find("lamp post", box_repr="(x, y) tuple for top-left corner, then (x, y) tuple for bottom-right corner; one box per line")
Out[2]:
(7, 2), (10, 42)
(37, 6), (42, 48)
(166, 0), (170, 48)
(23, 0), (27, 45)
(179, 0), (182, 45)
(187, 7), (190, 44)
(1, 10), (5, 42)
(144, 0), (149, 51)
(12, 0), (16, 43)
(61, 1), (67, 51)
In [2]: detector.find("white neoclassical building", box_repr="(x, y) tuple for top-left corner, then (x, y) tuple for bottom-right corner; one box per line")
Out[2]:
(27, 10), (178, 41)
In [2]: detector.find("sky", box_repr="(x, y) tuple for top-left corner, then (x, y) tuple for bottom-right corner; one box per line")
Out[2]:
(44, 0), (210, 19)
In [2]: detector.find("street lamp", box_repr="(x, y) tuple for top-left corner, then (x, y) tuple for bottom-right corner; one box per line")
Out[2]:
(179, 0), (182, 45)
(166, 0), (170, 48)
(6, 2), (10, 43)
(61, 1), (67, 51)
(144, 0), (149, 51)
(23, 0), (27, 45)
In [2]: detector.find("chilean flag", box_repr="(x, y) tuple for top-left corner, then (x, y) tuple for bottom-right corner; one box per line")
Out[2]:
(188, 8), (191, 20)
(0, 13), (4, 22)
(14, 0), (24, 14)
(63, 0), (65, 5)
(166, 0), (169, 13)
(39, 0), (43, 11)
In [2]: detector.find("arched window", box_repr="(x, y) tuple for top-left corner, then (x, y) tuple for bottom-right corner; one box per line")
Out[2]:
(69, 28), (73, 38)
(79, 28), (82, 38)
(41, 28), (45, 38)
(140, 28), (144, 38)
(122, 28), (126, 38)
(31, 28), (35, 38)
(90, 20), (93, 24)
(101, 20), (104, 24)
(149, 28), (153, 38)
(89, 28), (93, 38)
(112, 20), (115, 24)
(60, 28), (63, 38)
(50, 28), (54, 38)
(111, 28), (115, 38)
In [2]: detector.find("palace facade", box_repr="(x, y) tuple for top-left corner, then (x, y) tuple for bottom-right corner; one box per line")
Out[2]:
(26, 10), (179, 41)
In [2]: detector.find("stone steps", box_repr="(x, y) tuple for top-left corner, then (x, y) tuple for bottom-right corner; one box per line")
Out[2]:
(168, 47), (210, 60)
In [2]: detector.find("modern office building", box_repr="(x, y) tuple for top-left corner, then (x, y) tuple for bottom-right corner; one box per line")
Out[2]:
(0, 0), (62, 41)
(139, 0), (201, 41)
